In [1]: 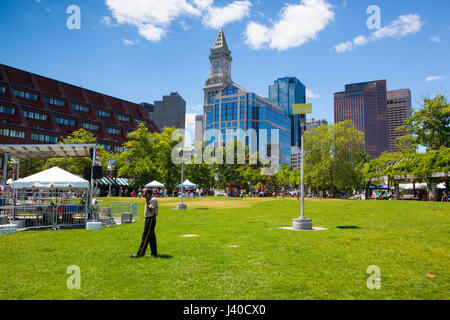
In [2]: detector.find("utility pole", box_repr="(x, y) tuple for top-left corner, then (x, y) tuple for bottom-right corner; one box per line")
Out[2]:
(292, 104), (313, 231)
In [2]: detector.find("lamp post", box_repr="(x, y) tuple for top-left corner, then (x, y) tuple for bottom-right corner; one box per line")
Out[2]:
(177, 149), (187, 210)
(292, 104), (313, 231)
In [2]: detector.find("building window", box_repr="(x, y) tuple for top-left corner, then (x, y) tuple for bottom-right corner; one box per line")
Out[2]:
(100, 144), (111, 151)
(0, 86), (6, 94)
(45, 97), (65, 107)
(222, 85), (238, 96)
(221, 102), (237, 121)
(135, 120), (146, 125)
(13, 89), (38, 101)
(214, 105), (220, 122)
(114, 146), (125, 153)
(82, 122), (99, 131)
(71, 103), (89, 113)
(117, 114), (130, 122)
(96, 109), (111, 118)
(31, 133), (57, 143)
(0, 128), (25, 139)
(0, 105), (15, 115)
(23, 110), (47, 121)
(55, 117), (75, 126)
(106, 127), (121, 135)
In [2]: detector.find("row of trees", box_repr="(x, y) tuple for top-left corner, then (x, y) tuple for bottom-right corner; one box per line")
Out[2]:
(8, 94), (448, 197)
(363, 94), (449, 191)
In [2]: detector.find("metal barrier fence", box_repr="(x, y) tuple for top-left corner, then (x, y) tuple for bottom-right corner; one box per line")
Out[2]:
(0, 203), (88, 230)
(110, 201), (131, 217)
(0, 197), (136, 230)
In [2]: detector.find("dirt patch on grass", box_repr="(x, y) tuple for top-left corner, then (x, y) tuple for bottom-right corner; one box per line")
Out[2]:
(157, 197), (278, 209)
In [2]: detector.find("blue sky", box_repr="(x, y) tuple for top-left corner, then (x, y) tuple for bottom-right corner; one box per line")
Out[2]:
(0, 0), (448, 142)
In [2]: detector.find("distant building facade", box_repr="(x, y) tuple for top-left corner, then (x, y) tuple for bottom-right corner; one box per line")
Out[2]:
(269, 77), (306, 148)
(334, 80), (388, 158)
(194, 115), (204, 144)
(306, 118), (328, 131)
(144, 92), (186, 132)
(203, 30), (291, 165)
(0, 64), (156, 152)
(291, 146), (301, 170)
(386, 89), (412, 153)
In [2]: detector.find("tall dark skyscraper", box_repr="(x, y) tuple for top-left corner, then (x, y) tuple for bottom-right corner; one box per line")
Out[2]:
(386, 89), (412, 153)
(144, 92), (186, 132)
(334, 80), (387, 159)
(269, 77), (306, 147)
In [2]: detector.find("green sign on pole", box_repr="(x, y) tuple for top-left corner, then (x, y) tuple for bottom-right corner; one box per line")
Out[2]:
(292, 103), (313, 115)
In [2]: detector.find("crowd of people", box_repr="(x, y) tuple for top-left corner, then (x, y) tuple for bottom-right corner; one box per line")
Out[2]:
(92, 184), (449, 202)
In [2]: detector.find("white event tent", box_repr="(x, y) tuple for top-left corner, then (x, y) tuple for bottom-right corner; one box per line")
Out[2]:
(145, 180), (165, 188)
(12, 167), (90, 190)
(179, 179), (197, 188)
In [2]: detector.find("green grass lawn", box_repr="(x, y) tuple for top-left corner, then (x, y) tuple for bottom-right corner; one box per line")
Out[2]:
(0, 197), (448, 300)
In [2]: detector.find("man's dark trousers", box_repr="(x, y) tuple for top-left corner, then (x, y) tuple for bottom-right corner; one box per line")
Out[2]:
(137, 216), (157, 256)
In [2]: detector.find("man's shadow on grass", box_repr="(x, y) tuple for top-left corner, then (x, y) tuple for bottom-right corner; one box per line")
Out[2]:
(147, 254), (174, 259)
(337, 226), (361, 229)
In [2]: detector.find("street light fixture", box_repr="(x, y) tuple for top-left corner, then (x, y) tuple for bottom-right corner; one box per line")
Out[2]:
(176, 147), (191, 210)
(292, 103), (313, 231)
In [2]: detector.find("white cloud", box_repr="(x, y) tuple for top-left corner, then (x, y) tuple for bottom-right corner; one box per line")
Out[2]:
(187, 104), (204, 113)
(372, 14), (422, 40)
(104, 0), (251, 42)
(425, 75), (443, 82)
(306, 89), (320, 99)
(123, 39), (140, 46)
(179, 20), (192, 31)
(353, 35), (368, 46)
(334, 14), (422, 53)
(429, 36), (441, 43)
(100, 16), (118, 27)
(244, 0), (335, 51)
(202, 1), (252, 29)
(333, 41), (353, 53)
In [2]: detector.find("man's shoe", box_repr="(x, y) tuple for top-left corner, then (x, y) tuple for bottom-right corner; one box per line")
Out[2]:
(130, 254), (142, 258)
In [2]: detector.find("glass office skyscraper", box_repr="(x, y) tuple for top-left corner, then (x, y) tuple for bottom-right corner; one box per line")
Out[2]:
(203, 30), (291, 165)
(204, 83), (291, 165)
(269, 77), (306, 147)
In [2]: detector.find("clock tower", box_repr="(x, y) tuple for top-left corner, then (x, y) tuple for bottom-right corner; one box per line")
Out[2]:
(203, 29), (232, 106)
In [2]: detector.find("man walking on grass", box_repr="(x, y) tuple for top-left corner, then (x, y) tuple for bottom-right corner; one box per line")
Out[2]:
(130, 189), (158, 258)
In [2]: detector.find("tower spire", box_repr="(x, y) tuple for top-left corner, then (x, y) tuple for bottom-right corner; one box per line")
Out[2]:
(212, 28), (230, 53)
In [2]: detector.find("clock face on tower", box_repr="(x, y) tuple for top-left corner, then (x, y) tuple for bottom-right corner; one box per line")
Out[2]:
(224, 61), (230, 70)
(213, 60), (220, 70)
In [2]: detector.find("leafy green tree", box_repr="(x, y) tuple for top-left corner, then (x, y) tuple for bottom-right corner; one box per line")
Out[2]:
(214, 140), (248, 190)
(117, 125), (182, 192)
(403, 94), (450, 151)
(117, 124), (159, 188)
(238, 165), (263, 190)
(17, 158), (45, 178)
(154, 127), (182, 193)
(276, 164), (292, 189)
(304, 121), (365, 196)
(184, 144), (216, 190)
(289, 169), (301, 188)
(43, 128), (99, 176)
